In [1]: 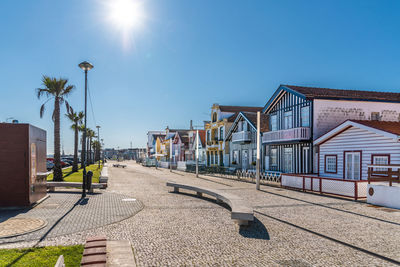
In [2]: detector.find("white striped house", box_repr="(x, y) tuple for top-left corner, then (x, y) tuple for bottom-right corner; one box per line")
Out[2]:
(314, 120), (400, 180)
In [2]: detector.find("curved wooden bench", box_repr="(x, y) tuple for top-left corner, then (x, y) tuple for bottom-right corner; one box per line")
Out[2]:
(166, 181), (253, 225)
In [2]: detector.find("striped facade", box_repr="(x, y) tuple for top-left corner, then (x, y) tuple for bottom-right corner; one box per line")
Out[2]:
(317, 124), (400, 180)
(263, 86), (313, 174)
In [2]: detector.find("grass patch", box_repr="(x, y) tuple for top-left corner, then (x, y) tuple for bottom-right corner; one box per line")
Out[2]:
(0, 245), (84, 267)
(47, 163), (102, 183)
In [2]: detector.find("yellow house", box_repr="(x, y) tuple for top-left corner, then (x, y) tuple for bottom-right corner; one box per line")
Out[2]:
(205, 104), (262, 167)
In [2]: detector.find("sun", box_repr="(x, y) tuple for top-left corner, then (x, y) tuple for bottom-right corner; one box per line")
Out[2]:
(108, 0), (145, 31)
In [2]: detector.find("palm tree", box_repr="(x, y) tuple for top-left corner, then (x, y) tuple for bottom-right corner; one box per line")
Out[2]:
(87, 129), (96, 164)
(37, 76), (75, 181)
(65, 105), (84, 172)
(78, 124), (86, 167)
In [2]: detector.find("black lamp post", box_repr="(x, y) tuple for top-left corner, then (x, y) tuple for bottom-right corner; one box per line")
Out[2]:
(79, 61), (93, 198)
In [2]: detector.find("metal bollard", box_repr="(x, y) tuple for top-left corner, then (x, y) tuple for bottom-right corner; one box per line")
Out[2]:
(86, 171), (93, 193)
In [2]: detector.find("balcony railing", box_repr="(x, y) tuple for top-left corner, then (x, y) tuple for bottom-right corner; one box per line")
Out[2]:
(232, 131), (251, 143)
(262, 127), (311, 143)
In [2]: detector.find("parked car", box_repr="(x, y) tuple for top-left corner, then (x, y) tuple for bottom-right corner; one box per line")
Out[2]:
(47, 158), (68, 168)
(46, 160), (54, 170)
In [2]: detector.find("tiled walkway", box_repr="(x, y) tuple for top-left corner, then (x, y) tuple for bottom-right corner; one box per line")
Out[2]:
(0, 190), (143, 245)
(2, 161), (400, 266)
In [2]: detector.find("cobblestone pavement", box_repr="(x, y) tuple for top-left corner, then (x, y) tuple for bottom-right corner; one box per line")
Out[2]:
(2, 161), (400, 266)
(0, 218), (47, 238)
(0, 190), (143, 245)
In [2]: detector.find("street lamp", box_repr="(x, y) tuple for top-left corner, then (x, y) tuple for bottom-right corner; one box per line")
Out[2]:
(79, 61), (93, 198)
(96, 125), (101, 168)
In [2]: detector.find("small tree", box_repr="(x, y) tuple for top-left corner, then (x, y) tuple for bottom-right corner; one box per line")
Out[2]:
(37, 76), (74, 181)
(65, 105), (84, 172)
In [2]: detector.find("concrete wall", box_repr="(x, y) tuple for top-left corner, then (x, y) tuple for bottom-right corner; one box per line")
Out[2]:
(367, 184), (400, 209)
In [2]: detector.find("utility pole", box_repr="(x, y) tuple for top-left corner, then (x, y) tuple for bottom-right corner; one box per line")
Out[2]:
(196, 129), (199, 177)
(96, 126), (100, 168)
(256, 111), (261, 190)
(170, 138), (172, 172)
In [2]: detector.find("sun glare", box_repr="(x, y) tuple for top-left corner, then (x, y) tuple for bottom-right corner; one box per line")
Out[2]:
(108, 0), (145, 31)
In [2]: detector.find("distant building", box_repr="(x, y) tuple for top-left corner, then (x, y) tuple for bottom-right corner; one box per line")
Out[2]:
(225, 112), (269, 171)
(146, 131), (166, 157)
(205, 104), (262, 167)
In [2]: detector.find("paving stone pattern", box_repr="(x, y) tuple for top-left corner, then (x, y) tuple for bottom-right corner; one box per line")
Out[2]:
(0, 190), (143, 244)
(2, 162), (400, 266)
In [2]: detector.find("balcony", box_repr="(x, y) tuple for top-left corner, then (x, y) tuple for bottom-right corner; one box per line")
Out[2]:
(232, 131), (251, 143)
(262, 127), (311, 143)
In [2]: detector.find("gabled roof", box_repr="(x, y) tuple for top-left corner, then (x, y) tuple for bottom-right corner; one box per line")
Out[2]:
(225, 112), (269, 140)
(263, 84), (400, 113)
(314, 120), (400, 145)
(219, 105), (263, 113)
(198, 130), (206, 145)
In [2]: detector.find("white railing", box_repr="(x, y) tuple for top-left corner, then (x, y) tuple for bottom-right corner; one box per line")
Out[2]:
(262, 127), (310, 143)
(232, 131), (251, 143)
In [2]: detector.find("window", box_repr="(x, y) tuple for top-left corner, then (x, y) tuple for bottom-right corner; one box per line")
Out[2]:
(284, 111), (293, 129)
(252, 149), (257, 164)
(301, 106), (310, 127)
(270, 115), (277, 131)
(212, 112), (217, 122)
(325, 155), (337, 173)
(232, 150), (239, 164)
(243, 121), (248, 131)
(371, 112), (380, 121)
(283, 147), (293, 173)
(372, 154), (389, 172)
(219, 127), (224, 140)
(206, 130), (210, 142)
(270, 148), (277, 166)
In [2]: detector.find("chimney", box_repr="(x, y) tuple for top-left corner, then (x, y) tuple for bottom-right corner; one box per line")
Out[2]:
(190, 120), (193, 130)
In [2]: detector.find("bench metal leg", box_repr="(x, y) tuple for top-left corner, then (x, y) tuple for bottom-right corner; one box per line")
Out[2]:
(49, 186), (55, 192)
(173, 187), (179, 193)
(196, 192), (202, 197)
(216, 198), (222, 204)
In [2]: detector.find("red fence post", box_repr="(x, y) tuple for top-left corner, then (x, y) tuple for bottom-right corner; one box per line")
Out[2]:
(354, 181), (358, 201)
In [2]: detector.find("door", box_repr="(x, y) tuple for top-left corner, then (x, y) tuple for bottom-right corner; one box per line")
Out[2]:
(345, 152), (361, 180)
(242, 150), (249, 170)
(283, 147), (293, 173)
(303, 147), (310, 173)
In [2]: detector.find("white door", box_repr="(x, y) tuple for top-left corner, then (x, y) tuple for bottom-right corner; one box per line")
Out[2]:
(345, 152), (361, 180)
(283, 147), (293, 173)
(242, 150), (249, 170)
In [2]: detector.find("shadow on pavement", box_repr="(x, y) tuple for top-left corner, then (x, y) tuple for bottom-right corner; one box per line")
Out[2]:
(3, 197), (88, 266)
(239, 217), (270, 240)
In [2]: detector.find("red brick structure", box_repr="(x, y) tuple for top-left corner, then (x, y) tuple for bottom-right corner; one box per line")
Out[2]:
(0, 123), (47, 207)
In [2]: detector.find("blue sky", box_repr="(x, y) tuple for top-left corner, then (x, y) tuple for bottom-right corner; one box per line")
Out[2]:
(1, 0), (400, 154)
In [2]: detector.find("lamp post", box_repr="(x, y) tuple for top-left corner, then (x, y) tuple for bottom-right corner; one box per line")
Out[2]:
(96, 125), (101, 168)
(256, 111), (261, 190)
(101, 138), (104, 164)
(78, 61), (93, 198)
(196, 130), (199, 177)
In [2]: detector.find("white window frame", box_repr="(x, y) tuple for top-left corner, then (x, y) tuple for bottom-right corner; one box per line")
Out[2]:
(301, 106), (310, 127)
(270, 115), (277, 131)
(325, 155), (337, 173)
(284, 111), (293, 130)
(270, 148), (277, 166)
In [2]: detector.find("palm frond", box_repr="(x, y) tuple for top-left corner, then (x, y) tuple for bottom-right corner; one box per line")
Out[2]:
(40, 104), (46, 118)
